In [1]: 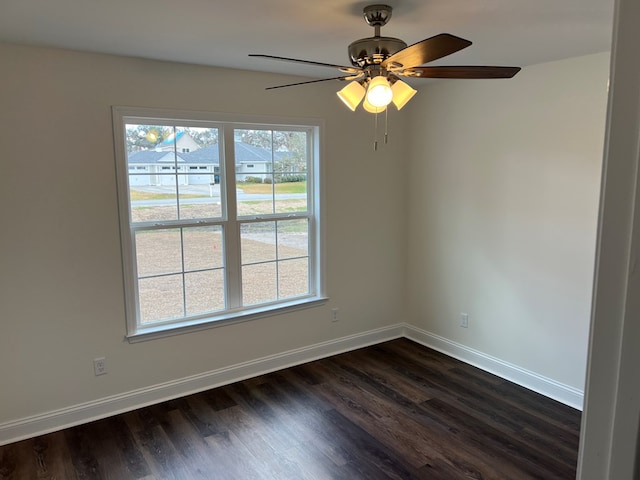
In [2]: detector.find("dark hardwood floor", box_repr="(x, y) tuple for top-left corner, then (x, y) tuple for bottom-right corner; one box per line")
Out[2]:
(0, 339), (581, 479)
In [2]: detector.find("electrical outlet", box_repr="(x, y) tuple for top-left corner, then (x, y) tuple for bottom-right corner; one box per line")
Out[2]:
(460, 313), (469, 328)
(93, 357), (107, 376)
(331, 308), (339, 322)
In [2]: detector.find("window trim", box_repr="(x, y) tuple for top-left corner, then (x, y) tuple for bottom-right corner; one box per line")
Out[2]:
(112, 106), (326, 342)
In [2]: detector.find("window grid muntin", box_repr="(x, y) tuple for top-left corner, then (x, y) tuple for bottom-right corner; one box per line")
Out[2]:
(131, 224), (227, 325)
(239, 217), (311, 302)
(125, 120), (224, 220)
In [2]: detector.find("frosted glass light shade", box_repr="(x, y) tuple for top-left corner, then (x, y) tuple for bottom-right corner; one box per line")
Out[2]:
(362, 97), (386, 113)
(337, 81), (366, 111)
(391, 80), (417, 110)
(366, 76), (393, 108)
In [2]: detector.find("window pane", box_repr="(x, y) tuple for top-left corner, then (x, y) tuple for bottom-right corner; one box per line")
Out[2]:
(236, 175), (275, 217)
(178, 185), (222, 219)
(236, 128), (273, 217)
(278, 258), (309, 298)
(275, 174), (307, 214)
(235, 129), (308, 218)
(129, 182), (179, 223)
(126, 123), (179, 223)
(126, 124), (221, 223)
(241, 222), (276, 264)
(277, 219), (309, 260)
(185, 270), (225, 315)
(183, 226), (224, 271)
(176, 131), (222, 220)
(135, 229), (182, 277)
(274, 131), (308, 214)
(138, 274), (184, 324)
(243, 263), (277, 306)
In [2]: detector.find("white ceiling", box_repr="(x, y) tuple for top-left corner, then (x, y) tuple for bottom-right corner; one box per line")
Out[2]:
(0, 0), (614, 80)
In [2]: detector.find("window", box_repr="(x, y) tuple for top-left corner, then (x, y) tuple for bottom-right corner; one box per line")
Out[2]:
(113, 107), (325, 340)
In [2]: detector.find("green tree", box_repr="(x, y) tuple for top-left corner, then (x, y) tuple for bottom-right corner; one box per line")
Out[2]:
(235, 129), (272, 149)
(185, 127), (218, 148)
(126, 125), (172, 152)
(274, 131), (306, 179)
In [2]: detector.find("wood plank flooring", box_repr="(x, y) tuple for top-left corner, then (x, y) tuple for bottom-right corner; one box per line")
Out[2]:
(0, 339), (581, 479)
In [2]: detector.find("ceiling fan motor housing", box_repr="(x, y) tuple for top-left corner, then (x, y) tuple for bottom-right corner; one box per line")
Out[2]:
(348, 36), (408, 68)
(350, 5), (406, 68)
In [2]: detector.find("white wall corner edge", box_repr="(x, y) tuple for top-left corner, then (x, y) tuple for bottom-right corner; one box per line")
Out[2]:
(403, 324), (584, 411)
(0, 324), (404, 447)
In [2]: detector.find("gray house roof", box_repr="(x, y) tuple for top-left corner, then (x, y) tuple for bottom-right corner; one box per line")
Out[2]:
(127, 142), (286, 165)
(179, 145), (220, 164)
(235, 142), (273, 163)
(127, 150), (180, 164)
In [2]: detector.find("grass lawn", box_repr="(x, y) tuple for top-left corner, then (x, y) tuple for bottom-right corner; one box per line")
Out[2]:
(130, 190), (205, 201)
(238, 182), (306, 194)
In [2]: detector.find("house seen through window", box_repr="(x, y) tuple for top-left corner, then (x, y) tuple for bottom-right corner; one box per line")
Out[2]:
(113, 108), (324, 339)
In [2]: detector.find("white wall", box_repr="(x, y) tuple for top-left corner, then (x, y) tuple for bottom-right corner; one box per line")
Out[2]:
(0, 43), (409, 431)
(405, 53), (610, 393)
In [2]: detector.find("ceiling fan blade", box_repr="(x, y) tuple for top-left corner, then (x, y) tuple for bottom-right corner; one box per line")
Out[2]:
(249, 54), (360, 73)
(402, 65), (521, 79)
(382, 34), (472, 69)
(265, 76), (354, 90)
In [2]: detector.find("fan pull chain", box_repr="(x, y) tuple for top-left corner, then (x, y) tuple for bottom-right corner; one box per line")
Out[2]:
(373, 111), (379, 151)
(384, 108), (389, 144)
(372, 109), (391, 150)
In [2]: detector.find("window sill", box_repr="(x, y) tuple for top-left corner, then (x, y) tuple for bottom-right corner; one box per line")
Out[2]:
(125, 296), (329, 343)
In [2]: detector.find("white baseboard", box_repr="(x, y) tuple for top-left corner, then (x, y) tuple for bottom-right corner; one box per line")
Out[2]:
(403, 324), (584, 410)
(0, 323), (584, 446)
(0, 325), (404, 446)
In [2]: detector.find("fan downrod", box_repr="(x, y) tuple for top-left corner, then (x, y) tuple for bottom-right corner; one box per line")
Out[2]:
(348, 4), (406, 68)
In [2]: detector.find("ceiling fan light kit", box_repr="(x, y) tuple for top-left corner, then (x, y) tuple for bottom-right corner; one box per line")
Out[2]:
(366, 75), (393, 107)
(362, 97), (386, 114)
(337, 81), (366, 111)
(391, 79), (418, 110)
(250, 4), (520, 147)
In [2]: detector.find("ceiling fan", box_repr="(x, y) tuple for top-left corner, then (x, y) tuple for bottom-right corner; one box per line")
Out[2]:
(250, 4), (521, 114)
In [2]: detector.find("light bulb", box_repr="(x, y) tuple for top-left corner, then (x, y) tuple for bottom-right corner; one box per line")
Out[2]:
(366, 76), (393, 108)
(362, 97), (386, 113)
(337, 81), (366, 111)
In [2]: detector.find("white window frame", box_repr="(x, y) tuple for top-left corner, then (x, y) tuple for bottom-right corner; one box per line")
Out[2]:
(112, 107), (326, 342)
